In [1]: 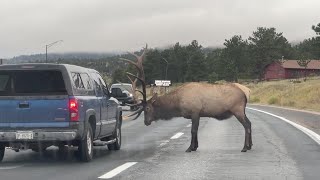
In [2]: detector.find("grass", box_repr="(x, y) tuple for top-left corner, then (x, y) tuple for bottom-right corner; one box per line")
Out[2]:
(247, 76), (320, 112)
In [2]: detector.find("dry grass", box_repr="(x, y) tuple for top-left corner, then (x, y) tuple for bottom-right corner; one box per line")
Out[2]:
(247, 76), (320, 112)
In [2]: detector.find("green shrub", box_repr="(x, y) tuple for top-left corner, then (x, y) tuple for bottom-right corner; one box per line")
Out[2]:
(268, 97), (279, 105)
(250, 96), (260, 103)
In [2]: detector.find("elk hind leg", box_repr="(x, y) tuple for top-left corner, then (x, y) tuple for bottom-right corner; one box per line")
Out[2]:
(234, 113), (251, 152)
(245, 115), (252, 149)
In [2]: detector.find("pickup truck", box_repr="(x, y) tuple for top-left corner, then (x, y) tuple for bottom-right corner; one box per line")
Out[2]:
(0, 63), (122, 162)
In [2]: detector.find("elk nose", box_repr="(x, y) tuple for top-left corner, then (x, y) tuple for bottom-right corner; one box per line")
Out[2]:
(144, 121), (151, 126)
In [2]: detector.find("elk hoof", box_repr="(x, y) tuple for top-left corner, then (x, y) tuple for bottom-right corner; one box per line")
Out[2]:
(185, 148), (192, 152)
(241, 149), (247, 152)
(186, 147), (197, 152)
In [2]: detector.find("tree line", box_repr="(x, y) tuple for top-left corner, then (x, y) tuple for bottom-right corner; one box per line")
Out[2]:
(8, 23), (319, 85)
(113, 23), (320, 84)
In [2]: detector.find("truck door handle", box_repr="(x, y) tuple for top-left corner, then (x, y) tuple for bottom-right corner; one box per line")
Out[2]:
(19, 102), (30, 109)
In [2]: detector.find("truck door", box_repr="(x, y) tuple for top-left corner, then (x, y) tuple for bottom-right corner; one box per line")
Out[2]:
(96, 73), (117, 134)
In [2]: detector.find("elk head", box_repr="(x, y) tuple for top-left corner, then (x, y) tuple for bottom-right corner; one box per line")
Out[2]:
(143, 93), (158, 126)
(120, 45), (148, 121)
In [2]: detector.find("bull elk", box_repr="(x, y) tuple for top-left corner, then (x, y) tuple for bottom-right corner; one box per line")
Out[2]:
(122, 45), (253, 152)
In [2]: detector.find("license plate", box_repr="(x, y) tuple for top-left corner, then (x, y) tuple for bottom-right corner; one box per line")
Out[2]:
(16, 131), (33, 140)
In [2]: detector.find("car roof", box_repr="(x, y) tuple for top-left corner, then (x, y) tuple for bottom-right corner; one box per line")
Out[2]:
(0, 63), (98, 73)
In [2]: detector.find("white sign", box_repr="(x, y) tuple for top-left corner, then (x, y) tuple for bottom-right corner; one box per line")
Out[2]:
(16, 131), (33, 140)
(155, 80), (171, 87)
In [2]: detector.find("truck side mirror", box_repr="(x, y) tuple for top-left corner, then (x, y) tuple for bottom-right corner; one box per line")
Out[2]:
(102, 86), (110, 97)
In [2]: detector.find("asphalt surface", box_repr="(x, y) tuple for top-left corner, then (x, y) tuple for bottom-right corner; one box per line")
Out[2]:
(0, 105), (320, 180)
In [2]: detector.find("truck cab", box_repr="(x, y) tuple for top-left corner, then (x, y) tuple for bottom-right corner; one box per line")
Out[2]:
(0, 63), (122, 162)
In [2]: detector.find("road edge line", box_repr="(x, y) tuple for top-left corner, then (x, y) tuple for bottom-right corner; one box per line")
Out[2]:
(249, 104), (320, 115)
(247, 107), (320, 145)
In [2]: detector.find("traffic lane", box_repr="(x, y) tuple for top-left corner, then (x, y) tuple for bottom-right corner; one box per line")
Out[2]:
(0, 115), (190, 180)
(119, 109), (320, 180)
(248, 109), (320, 180)
(249, 104), (320, 135)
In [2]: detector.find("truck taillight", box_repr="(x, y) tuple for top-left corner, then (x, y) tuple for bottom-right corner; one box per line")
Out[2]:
(69, 98), (79, 121)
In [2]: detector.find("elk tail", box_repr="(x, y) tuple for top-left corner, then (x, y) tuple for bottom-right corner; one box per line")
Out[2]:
(233, 83), (251, 101)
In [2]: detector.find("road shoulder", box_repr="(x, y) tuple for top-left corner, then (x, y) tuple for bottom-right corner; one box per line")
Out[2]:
(248, 104), (320, 136)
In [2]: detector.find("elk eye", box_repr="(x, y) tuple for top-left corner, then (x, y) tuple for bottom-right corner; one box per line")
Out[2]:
(146, 107), (150, 111)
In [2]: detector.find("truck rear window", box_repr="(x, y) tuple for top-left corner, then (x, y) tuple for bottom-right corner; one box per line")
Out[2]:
(0, 70), (67, 96)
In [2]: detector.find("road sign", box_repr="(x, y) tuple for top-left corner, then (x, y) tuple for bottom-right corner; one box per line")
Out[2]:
(155, 80), (171, 87)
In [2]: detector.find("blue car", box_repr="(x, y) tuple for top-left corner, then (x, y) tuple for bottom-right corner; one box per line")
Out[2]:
(0, 63), (122, 162)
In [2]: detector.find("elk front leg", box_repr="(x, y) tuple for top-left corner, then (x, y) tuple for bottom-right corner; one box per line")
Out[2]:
(186, 115), (200, 152)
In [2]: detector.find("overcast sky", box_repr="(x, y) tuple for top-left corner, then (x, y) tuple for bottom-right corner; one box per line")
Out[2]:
(0, 0), (319, 58)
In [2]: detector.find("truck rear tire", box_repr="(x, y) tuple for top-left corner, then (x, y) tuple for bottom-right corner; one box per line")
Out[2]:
(78, 125), (93, 162)
(107, 121), (121, 151)
(0, 144), (5, 162)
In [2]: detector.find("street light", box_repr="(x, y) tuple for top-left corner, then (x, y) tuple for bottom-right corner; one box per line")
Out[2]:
(162, 58), (169, 94)
(162, 58), (168, 80)
(46, 40), (63, 63)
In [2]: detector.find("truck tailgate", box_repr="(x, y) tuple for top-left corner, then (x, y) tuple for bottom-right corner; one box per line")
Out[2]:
(0, 96), (70, 128)
(0, 69), (70, 128)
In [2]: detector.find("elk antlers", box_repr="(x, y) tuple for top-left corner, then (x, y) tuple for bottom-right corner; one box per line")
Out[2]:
(120, 44), (148, 120)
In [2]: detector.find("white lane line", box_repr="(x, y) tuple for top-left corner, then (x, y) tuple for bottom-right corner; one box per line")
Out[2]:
(247, 107), (320, 145)
(170, 132), (184, 139)
(98, 162), (137, 179)
(186, 124), (192, 128)
(158, 140), (170, 147)
(0, 165), (24, 170)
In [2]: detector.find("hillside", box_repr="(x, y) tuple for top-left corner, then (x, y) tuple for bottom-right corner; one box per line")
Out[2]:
(6, 52), (119, 64)
(247, 77), (320, 112)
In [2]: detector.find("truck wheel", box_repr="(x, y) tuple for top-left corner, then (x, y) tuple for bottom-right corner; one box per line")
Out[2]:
(0, 144), (5, 162)
(107, 121), (121, 151)
(78, 125), (93, 162)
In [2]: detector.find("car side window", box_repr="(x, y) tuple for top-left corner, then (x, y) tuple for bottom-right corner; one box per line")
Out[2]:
(90, 72), (103, 97)
(0, 74), (10, 91)
(95, 73), (110, 96)
(95, 73), (107, 87)
(71, 72), (85, 89)
(80, 73), (92, 90)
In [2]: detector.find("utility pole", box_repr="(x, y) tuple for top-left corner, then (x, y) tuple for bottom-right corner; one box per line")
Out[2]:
(162, 58), (168, 80)
(162, 58), (169, 93)
(45, 40), (63, 63)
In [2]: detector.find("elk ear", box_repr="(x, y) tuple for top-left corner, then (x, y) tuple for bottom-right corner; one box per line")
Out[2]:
(150, 93), (158, 104)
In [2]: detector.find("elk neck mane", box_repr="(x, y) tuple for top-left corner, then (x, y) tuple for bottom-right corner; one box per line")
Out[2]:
(152, 88), (182, 120)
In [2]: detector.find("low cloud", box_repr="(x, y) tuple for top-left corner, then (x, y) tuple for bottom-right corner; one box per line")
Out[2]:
(0, 0), (319, 58)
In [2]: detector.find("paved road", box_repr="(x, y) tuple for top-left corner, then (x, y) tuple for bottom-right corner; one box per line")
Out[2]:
(0, 106), (319, 180)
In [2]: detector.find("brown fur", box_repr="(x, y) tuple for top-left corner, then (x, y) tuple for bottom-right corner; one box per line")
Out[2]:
(144, 82), (253, 152)
(150, 82), (248, 120)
